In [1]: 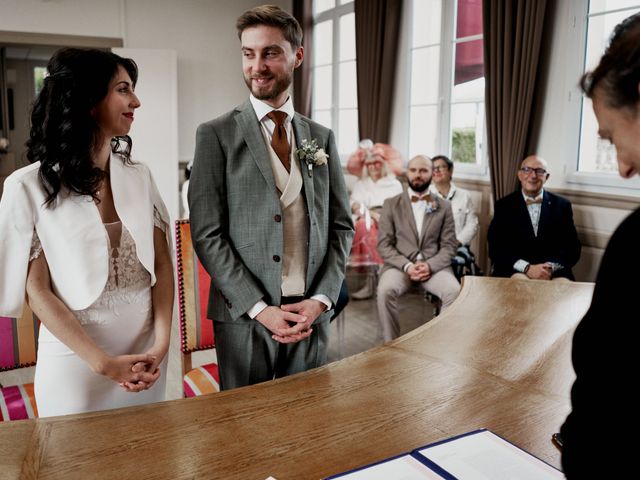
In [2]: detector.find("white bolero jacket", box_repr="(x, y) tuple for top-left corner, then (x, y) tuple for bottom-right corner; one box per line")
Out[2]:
(0, 155), (171, 317)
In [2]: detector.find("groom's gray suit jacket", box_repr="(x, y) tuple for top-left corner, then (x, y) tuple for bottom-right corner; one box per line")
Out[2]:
(189, 100), (354, 324)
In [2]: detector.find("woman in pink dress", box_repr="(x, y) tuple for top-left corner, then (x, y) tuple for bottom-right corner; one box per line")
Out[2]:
(347, 140), (403, 299)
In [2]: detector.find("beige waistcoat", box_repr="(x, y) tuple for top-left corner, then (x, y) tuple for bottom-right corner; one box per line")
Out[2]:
(260, 130), (309, 296)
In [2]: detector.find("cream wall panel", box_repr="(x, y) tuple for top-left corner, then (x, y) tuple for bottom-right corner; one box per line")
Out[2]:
(573, 204), (631, 235)
(574, 246), (604, 283)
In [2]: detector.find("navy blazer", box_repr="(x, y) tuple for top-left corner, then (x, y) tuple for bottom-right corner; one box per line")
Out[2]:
(488, 190), (581, 279)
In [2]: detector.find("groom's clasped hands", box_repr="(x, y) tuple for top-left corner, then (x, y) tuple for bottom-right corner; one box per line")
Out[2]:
(256, 299), (328, 344)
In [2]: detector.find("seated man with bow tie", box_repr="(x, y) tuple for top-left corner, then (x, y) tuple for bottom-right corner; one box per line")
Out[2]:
(488, 155), (581, 281)
(376, 155), (460, 342)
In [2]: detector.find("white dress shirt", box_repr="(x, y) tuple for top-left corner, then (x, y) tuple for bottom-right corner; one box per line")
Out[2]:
(402, 187), (433, 272)
(429, 182), (479, 245)
(522, 189), (544, 236)
(250, 94), (295, 146)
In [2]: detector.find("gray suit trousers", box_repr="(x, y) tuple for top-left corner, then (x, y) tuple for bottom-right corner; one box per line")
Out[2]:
(213, 317), (330, 390)
(376, 267), (460, 341)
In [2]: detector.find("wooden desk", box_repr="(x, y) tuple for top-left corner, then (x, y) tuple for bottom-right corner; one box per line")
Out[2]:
(0, 277), (593, 479)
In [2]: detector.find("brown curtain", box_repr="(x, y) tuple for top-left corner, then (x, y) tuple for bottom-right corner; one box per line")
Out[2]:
(354, 0), (403, 143)
(293, 0), (313, 117)
(484, 0), (550, 201)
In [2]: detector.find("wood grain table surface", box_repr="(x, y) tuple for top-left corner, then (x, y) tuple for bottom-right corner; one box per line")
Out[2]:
(0, 277), (594, 480)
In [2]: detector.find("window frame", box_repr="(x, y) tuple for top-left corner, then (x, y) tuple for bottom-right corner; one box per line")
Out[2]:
(311, 0), (356, 163)
(406, 0), (488, 178)
(566, 0), (640, 193)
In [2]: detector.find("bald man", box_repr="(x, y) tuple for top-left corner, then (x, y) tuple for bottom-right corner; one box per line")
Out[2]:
(488, 155), (581, 280)
(376, 155), (460, 341)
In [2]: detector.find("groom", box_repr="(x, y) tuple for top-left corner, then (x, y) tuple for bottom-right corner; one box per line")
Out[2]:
(189, 5), (353, 390)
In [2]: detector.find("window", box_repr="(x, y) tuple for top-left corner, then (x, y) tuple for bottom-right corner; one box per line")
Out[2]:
(578, 1), (640, 174)
(408, 0), (485, 170)
(34, 66), (46, 96)
(311, 0), (358, 159)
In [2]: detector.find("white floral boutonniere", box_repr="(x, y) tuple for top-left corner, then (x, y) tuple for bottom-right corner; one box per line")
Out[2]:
(296, 138), (328, 177)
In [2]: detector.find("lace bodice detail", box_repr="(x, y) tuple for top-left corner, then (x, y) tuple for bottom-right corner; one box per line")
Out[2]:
(104, 222), (152, 290)
(28, 210), (167, 325)
(71, 222), (151, 324)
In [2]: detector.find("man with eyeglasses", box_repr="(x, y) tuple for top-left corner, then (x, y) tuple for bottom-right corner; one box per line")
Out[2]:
(488, 155), (581, 281)
(429, 155), (480, 279)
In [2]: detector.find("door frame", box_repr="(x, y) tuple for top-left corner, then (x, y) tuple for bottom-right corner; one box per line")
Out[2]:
(0, 31), (122, 49)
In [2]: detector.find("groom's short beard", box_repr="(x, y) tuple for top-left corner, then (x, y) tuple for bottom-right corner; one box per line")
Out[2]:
(245, 71), (294, 101)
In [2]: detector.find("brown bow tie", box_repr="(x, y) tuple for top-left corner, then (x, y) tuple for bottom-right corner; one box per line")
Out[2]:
(525, 196), (543, 205)
(411, 194), (432, 203)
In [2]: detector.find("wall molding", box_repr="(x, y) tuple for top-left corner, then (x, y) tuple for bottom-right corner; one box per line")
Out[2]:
(553, 187), (639, 212)
(0, 31), (122, 49)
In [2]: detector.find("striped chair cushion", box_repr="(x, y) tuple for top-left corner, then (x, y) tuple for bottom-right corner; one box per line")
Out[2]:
(183, 363), (220, 397)
(0, 383), (38, 421)
(0, 309), (39, 371)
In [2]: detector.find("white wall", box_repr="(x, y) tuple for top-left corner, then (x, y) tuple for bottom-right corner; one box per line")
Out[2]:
(115, 47), (179, 220)
(121, 0), (291, 162)
(534, 0), (584, 193)
(0, 0), (121, 37)
(0, 0), (291, 163)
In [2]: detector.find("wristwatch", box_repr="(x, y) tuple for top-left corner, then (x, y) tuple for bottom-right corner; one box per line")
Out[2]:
(523, 264), (531, 274)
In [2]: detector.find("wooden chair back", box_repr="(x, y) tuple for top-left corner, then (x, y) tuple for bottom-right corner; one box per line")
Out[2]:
(175, 220), (215, 376)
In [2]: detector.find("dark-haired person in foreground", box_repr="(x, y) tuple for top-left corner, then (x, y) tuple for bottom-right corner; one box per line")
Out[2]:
(0, 48), (173, 417)
(560, 12), (640, 478)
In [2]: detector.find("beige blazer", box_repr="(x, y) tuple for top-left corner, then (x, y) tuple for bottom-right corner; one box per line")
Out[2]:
(0, 155), (170, 317)
(377, 191), (458, 274)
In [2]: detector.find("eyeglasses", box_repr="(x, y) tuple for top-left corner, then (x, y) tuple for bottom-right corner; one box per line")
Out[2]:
(520, 166), (548, 177)
(432, 166), (449, 172)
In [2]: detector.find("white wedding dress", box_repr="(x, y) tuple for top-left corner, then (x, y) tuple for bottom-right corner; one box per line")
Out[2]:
(33, 217), (167, 417)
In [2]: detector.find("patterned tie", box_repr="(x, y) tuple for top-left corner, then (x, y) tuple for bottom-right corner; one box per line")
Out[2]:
(411, 194), (432, 203)
(267, 110), (290, 172)
(525, 196), (543, 205)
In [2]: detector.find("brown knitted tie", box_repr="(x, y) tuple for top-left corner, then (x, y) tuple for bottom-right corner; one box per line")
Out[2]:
(267, 110), (290, 172)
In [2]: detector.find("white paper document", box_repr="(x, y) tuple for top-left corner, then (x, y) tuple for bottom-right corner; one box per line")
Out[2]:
(327, 454), (445, 479)
(415, 430), (564, 479)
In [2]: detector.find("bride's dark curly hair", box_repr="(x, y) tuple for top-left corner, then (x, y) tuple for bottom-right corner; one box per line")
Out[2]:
(26, 48), (138, 206)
